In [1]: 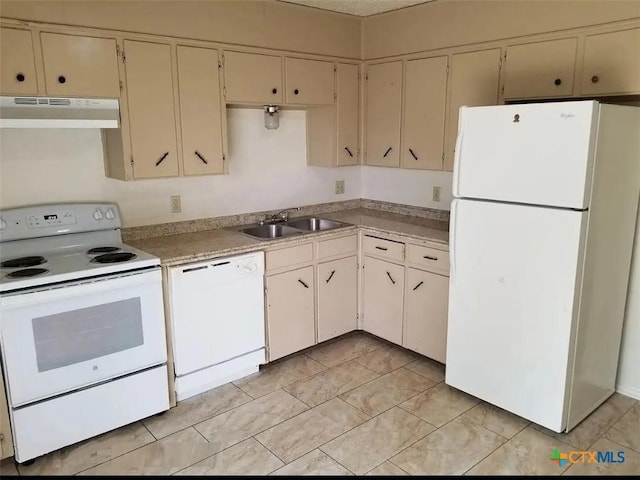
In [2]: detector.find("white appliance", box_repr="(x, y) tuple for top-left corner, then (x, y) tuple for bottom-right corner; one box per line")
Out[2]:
(0, 96), (120, 128)
(0, 203), (169, 463)
(446, 101), (640, 433)
(168, 252), (265, 401)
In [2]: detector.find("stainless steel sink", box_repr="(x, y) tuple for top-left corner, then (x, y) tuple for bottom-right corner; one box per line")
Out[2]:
(287, 217), (345, 231)
(240, 224), (303, 239)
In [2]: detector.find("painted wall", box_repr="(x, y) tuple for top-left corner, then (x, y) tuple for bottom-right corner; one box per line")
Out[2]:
(0, 109), (361, 227)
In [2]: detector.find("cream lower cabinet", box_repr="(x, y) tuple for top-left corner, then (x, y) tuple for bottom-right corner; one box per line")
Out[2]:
(362, 256), (404, 344)
(403, 267), (449, 363)
(317, 256), (358, 342)
(266, 265), (315, 361)
(0, 368), (14, 459)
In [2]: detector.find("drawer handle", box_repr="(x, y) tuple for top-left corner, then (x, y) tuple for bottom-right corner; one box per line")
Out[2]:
(155, 151), (169, 166)
(326, 270), (336, 283)
(298, 279), (309, 288)
(375, 246), (388, 251)
(383, 147), (392, 158)
(182, 265), (208, 273)
(423, 255), (438, 261)
(386, 271), (396, 285)
(344, 147), (354, 157)
(409, 148), (419, 161)
(211, 261), (230, 268)
(413, 281), (424, 291)
(195, 151), (208, 165)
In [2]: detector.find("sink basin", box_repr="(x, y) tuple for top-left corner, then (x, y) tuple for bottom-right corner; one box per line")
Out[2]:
(287, 217), (345, 231)
(240, 224), (303, 239)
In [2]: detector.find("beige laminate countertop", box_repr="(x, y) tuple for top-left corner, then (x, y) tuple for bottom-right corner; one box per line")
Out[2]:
(128, 208), (449, 267)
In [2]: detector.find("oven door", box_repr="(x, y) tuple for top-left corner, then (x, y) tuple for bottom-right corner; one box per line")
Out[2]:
(0, 267), (166, 407)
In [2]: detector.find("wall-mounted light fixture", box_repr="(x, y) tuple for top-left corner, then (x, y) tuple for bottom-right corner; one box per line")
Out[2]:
(264, 105), (279, 130)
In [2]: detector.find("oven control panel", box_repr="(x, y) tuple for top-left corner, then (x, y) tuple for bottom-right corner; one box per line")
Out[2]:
(27, 211), (77, 228)
(0, 203), (121, 242)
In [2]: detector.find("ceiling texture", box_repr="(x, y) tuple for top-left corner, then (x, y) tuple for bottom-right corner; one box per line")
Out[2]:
(279, 0), (435, 17)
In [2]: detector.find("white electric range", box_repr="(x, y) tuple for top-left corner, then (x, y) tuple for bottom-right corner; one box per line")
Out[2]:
(0, 203), (169, 464)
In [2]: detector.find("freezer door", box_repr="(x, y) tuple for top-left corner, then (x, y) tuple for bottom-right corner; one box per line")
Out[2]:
(446, 199), (587, 432)
(453, 101), (599, 209)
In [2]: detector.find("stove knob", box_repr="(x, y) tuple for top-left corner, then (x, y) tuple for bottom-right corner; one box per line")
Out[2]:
(93, 209), (104, 220)
(105, 209), (115, 220)
(0, 218), (6, 230)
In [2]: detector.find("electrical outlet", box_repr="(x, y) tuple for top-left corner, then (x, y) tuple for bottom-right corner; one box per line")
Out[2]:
(335, 180), (345, 195)
(170, 195), (181, 213)
(432, 186), (441, 202)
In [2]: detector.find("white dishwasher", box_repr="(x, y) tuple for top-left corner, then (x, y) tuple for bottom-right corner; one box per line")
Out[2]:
(168, 252), (265, 401)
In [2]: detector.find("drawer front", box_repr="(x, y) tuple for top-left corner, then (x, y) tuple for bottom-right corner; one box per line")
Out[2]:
(266, 243), (313, 271)
(362, 235), (404, 261)
(406, 244), (449, 275)
(317, 234), (358, 259)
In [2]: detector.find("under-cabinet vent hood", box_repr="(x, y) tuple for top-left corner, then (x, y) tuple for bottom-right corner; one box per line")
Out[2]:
(0, 96), (120, 128)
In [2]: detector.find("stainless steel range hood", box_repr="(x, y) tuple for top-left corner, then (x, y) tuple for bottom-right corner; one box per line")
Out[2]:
(0, 96), (120, 128)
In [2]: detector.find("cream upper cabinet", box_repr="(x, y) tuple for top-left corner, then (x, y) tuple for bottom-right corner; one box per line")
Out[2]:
(403, 267), (449, 363)
(266, 266), (316, 361)
(0, 27), (39, 95)
(40, 32), (120, 98)
(401, 56), (448, 170)
(581, 28), (640, 96)
(365, 61), (402, 167)
(306, 62), (359, 167)
(177, 45), (225, 176)
(285, 57), (335, 105)
(317, 256), (358, 342)
(223, 51), (283, 104)
(503, 37), (577, 99)
(123, 40), (179, 179)
(444, 48), (501, 171)
(362, 255), (404, 344)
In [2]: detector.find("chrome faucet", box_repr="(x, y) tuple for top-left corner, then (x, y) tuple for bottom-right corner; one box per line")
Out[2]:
(269, 207), (300, 223)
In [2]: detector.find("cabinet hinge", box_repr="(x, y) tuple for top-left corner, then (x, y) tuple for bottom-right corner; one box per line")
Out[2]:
(122, 51), (126, 64)
(119, 80), (123, 93)
(358, 73), (361, 80)
(222, 86), (227, 99)
(365, 74), (368, 81)
(130, 155), (134, 166)
(334, 92), (337, 101)
(501, 85), (505, 95)
(222, 154), (226, 161)
(334, 66), (337, 72)
(218, 61), (222, 70)
(503, 51), (507, 61)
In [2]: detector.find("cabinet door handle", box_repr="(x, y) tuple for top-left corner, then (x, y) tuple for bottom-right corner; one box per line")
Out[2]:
(272, 88), (278, 94)
(383, 147), (392, 158)
(195, 151), (208, 165)
(554, 78), (562, 86)
(375, 246), (388, 251)
(155, 151), (169, 166)
(409, 148), (418, 160)
(298, 279), (309, 288)
(386, 271), (396, 285)
(294, 88), (299, 95)
(344, 147), (354, 157)
(423, 255), (438, 261)
(591, 75), (599, 84)
(325, 270), (336, 283)
(413, 281), (424, 291)
(16, 73), (25, 82)
(58, 75), (66, 84)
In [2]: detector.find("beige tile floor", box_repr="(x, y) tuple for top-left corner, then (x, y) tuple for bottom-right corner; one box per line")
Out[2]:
(3, 331), (639, 476)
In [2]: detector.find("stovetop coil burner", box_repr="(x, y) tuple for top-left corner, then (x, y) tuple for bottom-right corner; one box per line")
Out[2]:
(91, 252), (137, 264)
(87, 246), (121, 254)
(6, 268), (49, 278)
(1, 256), (47, 269)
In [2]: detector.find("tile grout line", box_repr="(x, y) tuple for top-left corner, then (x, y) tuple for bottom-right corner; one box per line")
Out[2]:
(141, 419), (159, 441)
(252, 434), (288, 466)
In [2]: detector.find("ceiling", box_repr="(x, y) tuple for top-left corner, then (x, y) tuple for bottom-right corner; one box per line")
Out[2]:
(279, 0), (435, 17)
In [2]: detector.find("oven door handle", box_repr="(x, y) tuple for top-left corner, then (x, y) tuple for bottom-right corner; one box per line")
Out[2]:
(0, 268), (161, 308)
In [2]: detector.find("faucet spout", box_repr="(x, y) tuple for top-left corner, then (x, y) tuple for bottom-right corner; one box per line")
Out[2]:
(270, 207), (300, 223)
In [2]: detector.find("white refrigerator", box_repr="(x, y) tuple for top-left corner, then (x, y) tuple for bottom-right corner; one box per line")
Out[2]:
(446, 100), (640, 433)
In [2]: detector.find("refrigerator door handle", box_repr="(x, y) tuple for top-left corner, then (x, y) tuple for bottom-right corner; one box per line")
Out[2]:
(449, 199), (458, 283)
(452, 107), (466, 198)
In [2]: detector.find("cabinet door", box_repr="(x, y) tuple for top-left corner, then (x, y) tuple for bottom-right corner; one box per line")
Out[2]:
(362, 256), (404, 344)
(0, 368), (14, 459)
(124, 40), (179, 178)
(402, 56), (448, 170)
(581, 28), (640, 96)
(365, 61), (402, 167)
(337, 63), (359, 166)
(224, 51), (282, 104)
(40, 32), (120, 98)
(286, 57), (335, 105)
(177, 46), (225, 175)
(266, 266), (315, 361)
(317, 256), (358, 342)
(403, 268), (449, 363)
(0, 27), (38, 95)
(504, 38), (577, 99)
(444, 48), (501, 172)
